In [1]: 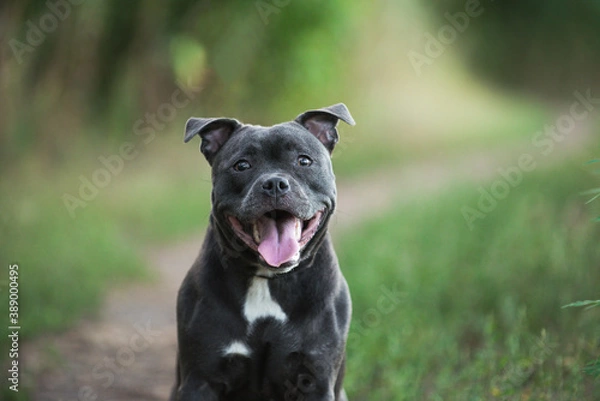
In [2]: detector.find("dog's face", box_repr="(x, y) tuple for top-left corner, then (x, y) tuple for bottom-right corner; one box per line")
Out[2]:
(184, 104), (354, 273)
(211, 123), (335, 271)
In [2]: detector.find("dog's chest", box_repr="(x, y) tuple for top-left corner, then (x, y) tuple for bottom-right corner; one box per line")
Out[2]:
(243, 276), (287, 325)
(222, 277), (287, 358)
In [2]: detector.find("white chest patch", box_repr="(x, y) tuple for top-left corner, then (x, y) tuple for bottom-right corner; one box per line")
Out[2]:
(243, 277), (288, 324)
(223, 341), (251, 357)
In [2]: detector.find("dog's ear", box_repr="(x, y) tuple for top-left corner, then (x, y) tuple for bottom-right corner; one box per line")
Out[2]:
(184, 117), (242, 165)
(294, 103), (355, 153)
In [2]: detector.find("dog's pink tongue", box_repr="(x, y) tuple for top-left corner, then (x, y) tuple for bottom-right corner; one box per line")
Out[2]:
(258, 215), (300, 267)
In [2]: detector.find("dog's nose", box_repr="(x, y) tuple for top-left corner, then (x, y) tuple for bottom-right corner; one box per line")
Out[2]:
(262, 176), (291, 198)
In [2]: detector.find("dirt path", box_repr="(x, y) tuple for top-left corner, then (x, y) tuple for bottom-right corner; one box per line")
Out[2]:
(26, 120), (594, 401)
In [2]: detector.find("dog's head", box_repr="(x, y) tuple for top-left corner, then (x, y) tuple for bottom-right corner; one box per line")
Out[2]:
(184, 104), (355, 273)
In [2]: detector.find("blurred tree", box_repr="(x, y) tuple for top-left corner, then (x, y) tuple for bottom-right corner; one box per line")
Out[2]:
(426, 0), (600, 99)
(92, 0), (141, 115)
(1, 0), (358, 163)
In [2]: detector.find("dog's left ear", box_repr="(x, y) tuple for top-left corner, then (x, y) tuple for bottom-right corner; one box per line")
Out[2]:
(295, 103), (355, 153)
(184, 117), (242, 165)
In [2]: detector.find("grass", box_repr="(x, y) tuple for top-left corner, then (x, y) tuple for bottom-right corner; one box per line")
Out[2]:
(0, 138), (214, 399)
(0, 136), (215, 344)
(338, 161), (600, 400)
(0, 186), (149, 340)
(0, 177), (154, 397)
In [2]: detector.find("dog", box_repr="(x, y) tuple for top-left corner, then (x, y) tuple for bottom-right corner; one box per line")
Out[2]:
(171, 103), (355, 401)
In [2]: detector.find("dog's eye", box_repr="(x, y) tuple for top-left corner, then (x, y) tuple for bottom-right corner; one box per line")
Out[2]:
(233, 160), (251, 172)
(297, 155), (312, 167)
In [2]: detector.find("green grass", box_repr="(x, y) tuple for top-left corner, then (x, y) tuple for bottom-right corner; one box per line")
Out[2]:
(0, 182), (152, 400)
(0, 139), (215, 347)
(338, 162), (600, 400)
(0, 143), (214, 399)
(100, 163), (214, 241)
(0, 187), (149, 340)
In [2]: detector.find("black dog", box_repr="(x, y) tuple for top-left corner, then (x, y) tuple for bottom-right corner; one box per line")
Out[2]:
(171, 104), (355, 401)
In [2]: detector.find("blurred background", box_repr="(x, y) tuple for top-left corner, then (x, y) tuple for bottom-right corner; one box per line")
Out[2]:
(1, 0), (600, 400)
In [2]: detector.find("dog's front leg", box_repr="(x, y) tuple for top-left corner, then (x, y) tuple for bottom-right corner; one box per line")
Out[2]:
(173, 378), (220, 401)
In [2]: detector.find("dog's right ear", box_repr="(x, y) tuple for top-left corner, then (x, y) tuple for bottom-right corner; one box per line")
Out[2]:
(295, 103), (355, 153)
(184, 117), (241, 165)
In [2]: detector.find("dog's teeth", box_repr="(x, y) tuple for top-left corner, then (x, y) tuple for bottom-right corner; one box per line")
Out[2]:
(295, 219), (302, 239)
(253, 224), (261, 243)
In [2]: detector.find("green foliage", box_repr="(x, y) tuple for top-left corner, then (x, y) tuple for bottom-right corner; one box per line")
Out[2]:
(2, 0), (361, 162)
(0, 200), (148, 401)
(583, 359), (600, 379)
(583, 160), (600, 221)
(169, 36), (206, 87)
(337, 165), (600, 399)
(0, 137), (215, 359)
(426, 0), (600, 99)
(563, 300), (600, 311)
(562, 158), (600, 381)
(0, 187), (149, 347)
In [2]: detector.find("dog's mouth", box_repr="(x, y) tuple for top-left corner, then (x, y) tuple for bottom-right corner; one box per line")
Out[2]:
(228, 210), (324, 268)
